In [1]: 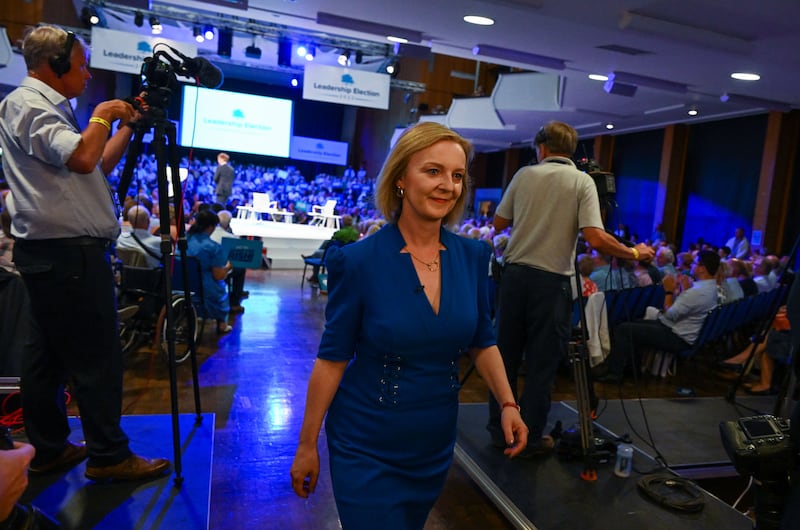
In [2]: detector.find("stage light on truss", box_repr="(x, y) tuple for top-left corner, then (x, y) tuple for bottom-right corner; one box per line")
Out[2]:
(193, 27), (204, 43)
(149, 16), (162, 35)
(338, 50), (351, 66)
(277, 38), (292, 68)
(203, 25), (215, 41)
(134, 11), (144, 27)
(304, 44), (316, 61)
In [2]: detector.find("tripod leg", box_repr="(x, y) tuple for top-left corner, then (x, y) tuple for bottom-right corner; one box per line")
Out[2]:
(151, 120), (183, 485)
(164, 121), (203, 422)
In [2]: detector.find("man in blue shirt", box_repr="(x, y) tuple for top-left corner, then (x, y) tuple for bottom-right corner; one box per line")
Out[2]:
(595, 250), (721, 383)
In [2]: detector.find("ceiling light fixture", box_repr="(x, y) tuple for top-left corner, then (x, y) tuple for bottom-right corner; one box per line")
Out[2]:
(463, 15), (494, 26)
(588, 74), (609, 81)
(387, 36), (408, 44)
(472, 44), (566, 71)
(609, 71), (688, 93)
(291, 77), (299, 87)
(317, 12), (423, 43)
(296, 44), (308, 58)
(304, 44), (316, 61)
(605, 123), (615, 130)
(203, 25), (215, 41)
(338, 50), (351, 66)
(193, 27), (204, 43)
(687, 106), (699, 116)
(731, 72), (760, 81)
(720, 92), (790, 112)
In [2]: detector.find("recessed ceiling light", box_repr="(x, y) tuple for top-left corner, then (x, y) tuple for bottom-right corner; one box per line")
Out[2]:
(464, 15), (495, 26)
(687, 107), (699, 116)
(605, 123), (615, 130)
(387, 36), (408, 43)
(588, 74), (608, 81)
(731, 72), (760, 81)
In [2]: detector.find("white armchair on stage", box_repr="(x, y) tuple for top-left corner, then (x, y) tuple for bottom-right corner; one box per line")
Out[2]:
(309, 200), (341, 229)
(237, 193), (292, 222)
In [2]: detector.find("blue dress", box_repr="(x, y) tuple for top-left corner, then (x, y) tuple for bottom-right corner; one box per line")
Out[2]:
(186, 232), (230, 321)
(318, 223), (495, 530)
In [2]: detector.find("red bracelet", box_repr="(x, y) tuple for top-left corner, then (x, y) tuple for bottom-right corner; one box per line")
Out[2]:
(502, 401), (520, 412)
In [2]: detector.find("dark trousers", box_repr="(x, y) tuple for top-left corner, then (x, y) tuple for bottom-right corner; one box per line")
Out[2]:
(14, 242), (131, 467)
(606, 319), (690, 375)
(488, 264), (572, 440)
(229, 267), (246, 306)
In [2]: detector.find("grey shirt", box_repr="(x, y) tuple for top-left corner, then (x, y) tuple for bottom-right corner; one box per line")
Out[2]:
(496, 156), (604, 276)
(0, 77), (120, 241)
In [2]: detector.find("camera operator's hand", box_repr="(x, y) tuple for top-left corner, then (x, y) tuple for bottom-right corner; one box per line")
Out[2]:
(634, 243), (655, 263)
(0, 442), (35, 522)
(92, 99), (136, 126)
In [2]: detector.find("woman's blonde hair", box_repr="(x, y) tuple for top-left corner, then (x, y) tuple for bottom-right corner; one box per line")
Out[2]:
(374, 122), (473, 226)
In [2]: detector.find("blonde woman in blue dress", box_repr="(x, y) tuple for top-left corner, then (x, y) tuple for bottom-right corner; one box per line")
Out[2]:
(291, 122), (528, 530)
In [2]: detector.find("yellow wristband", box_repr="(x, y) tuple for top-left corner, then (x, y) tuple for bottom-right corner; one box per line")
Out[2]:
(631, 247), (640, 260)
(89, 116), (111, 130)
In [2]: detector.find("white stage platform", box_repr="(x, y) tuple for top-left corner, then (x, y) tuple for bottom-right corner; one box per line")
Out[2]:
(230, 218), (335, 269)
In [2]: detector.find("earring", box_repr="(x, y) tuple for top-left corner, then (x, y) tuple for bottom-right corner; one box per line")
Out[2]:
(395, 187), (404, 199)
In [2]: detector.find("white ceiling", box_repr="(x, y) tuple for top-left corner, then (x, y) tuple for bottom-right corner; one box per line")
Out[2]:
(86, 0), (800, 151)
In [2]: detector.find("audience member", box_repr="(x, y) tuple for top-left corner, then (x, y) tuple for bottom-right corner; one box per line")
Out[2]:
(0, 25), (169, 481)
(726, 227), (750, 260)
(116, 205), (161, 267)
(595, 250), (721, 383)
(210, 209), (247, 313)
(717, 260), (744, 303)
(187, 210), (234, 333)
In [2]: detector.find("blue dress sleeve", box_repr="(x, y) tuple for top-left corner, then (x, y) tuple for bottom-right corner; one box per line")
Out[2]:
(471, 240), (496, 349)
(317, 245), (362, 361)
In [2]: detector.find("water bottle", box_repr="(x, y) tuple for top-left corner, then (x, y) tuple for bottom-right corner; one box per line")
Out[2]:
(614, 443), (633, 478)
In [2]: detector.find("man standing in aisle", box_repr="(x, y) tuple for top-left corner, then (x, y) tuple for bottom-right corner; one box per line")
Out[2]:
(0, 25), (169, 481)
(213, 152), (235, 207)
(486, 121), (654, 457)
(725, 227), (750, 260)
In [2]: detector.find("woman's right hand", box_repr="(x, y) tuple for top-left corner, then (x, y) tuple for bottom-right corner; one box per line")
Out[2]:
(290, 443), (320, 499)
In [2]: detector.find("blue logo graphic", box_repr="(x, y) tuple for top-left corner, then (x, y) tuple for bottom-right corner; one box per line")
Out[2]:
(316, 143), (324, 149)
(137, 41), (152, 53)
(233, 109), (245, 118)
(341, 74), (354, 84)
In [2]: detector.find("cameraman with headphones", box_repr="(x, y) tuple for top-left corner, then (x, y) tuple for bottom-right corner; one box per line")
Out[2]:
(486, 121), (654, 457)
(0, 26), (169, 481)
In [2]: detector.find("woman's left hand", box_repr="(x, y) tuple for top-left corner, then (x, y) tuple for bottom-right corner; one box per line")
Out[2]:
(500, 407), (529, 458)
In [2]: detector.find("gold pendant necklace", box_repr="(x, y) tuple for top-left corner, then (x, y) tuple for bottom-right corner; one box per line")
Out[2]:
(407, 249), (440, 272)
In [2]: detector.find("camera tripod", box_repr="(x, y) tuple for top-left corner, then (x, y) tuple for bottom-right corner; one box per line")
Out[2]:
(118, 107), (203, 487)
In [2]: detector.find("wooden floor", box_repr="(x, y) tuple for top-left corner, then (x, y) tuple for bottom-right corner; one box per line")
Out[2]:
(100, 269), (757, 529)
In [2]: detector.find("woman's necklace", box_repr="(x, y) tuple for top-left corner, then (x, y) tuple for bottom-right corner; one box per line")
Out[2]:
(406, 249), (440, 272)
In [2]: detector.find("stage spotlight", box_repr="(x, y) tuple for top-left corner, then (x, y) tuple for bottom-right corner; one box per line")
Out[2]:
(385, 58), (399, 76)
(193, 27), (204, 43)
(355, 50), (363, 64)
(305, 44), (316, 61)
(217, 28), (233, 57)
(296, 44), (307, 58)
(291, 77), (299, 87)
(245, 39), (262, 59)
(80, 6), (101, 27)
(278, 38), (292, 67)
(338, 50), (351, 66)
(203, 25), (215, 41)
(149, 16), (162, 35)
(134, 11), (143, 27)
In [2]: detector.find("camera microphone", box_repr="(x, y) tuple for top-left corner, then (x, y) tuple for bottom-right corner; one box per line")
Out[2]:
(414, 284), (425, 294)
(166, 46), (224, 89)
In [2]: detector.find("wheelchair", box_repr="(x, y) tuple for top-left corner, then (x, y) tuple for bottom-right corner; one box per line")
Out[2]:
(117, 258), (202, 364)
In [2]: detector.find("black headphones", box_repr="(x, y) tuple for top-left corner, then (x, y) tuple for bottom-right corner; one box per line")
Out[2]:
(49, 31), (75, 78)
(534, 126), (548, 147)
